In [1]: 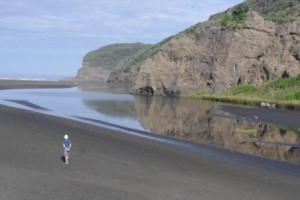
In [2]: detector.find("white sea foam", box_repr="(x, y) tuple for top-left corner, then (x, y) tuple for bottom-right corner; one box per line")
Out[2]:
(0, 77), (50, 81)
(0, 74), (62, 81)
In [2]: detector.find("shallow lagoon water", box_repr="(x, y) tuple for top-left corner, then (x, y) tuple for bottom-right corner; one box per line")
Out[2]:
(0, 87), (144, 131)
(0, 85), (299, 164)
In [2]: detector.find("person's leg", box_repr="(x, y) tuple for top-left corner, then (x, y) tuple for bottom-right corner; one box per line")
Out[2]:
(65, 150), (70, 164)
(64, 149), (69, 164)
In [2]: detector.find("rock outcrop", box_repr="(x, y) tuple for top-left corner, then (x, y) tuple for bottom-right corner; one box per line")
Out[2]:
(130, 11), (300, 95)
(77, 64), (111, 81)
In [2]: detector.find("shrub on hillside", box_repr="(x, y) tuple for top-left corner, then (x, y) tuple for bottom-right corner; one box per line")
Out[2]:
(232, 4), (250, 22)
(220, 4), (250, 29)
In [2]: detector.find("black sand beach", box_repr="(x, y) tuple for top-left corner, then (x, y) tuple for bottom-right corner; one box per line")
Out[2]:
(0, 79), (76, 90)
(0, 81), (300, 200)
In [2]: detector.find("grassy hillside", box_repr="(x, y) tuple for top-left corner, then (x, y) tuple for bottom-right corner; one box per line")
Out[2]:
(224, 76), (300, 100)
(188, 76), (300, 109)
(246, 0), (300, 23)
(210, 0), (300, 25)
(83, 43), (151, 70)
(113, 37), (174, 74)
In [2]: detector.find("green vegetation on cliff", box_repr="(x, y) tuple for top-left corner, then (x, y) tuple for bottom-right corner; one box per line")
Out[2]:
(213, 0), (300, 25)
(246, 0), (300, 23)
(224, 76), (300, 100)
(83, 43), (151, 70)
(188, 76), (300, 109)
(113, 36), (174, 74)
(220, 4), (250, 28)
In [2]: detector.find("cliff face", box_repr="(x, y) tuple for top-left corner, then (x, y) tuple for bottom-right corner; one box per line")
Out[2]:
(76, 64), (111, 81)
(76, 43), (150, 81)
(131, 11), (300, 95)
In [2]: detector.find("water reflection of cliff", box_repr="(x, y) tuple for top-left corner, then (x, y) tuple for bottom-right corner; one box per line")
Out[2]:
(79, 82), (135, 118)
(134, 96), (300, 164)
(77, 81), (130, 93)
(84, 100), (136, 118)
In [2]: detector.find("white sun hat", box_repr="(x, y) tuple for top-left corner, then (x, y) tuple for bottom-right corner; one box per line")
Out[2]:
(64, 134), (69, 139)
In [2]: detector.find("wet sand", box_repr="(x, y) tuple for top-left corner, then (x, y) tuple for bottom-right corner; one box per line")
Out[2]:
(0, 81), (300, 200)
(0, 79), (76, 90)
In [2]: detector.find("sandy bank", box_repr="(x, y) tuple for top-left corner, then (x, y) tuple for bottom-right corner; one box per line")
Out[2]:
(0, 79), (76, 90)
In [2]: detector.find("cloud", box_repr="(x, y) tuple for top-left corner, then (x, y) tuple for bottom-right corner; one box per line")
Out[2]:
(1, 0), (245, 43)
(0, 14), (80, 32)
(0, 0), (245, 75)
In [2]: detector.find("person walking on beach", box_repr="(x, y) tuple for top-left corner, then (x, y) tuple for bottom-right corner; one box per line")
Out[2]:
(63, 134), (72, 164)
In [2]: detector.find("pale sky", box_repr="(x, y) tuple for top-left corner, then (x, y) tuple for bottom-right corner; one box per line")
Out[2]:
(0, 0), (244, 77)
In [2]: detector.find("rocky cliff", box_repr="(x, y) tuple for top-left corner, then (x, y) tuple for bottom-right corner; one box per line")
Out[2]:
(107, 0), (300, 96)
(76, 65), (111, 81)
(131, 12), (300, 95)
(76, 43), (150, 81)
